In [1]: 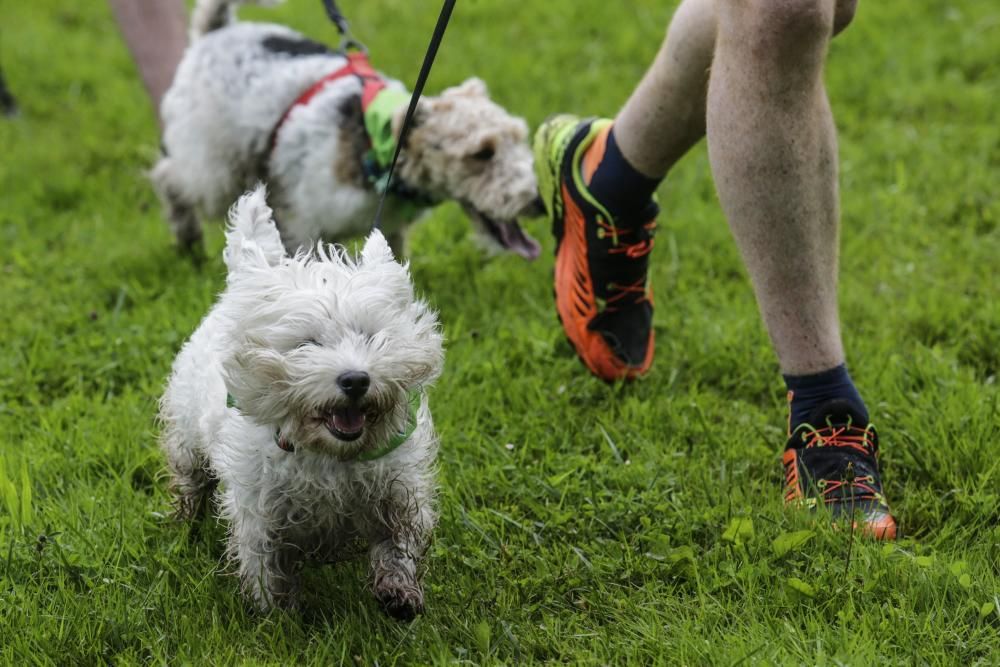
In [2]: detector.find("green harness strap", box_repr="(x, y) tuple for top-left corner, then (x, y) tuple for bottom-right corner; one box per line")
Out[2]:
(361, 87), (438, 219)
(364, 87), (412, 169)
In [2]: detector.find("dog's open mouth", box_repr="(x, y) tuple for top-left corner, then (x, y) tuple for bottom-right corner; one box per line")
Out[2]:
(462, 202), (541, 260)
(325, 405), (366, 441)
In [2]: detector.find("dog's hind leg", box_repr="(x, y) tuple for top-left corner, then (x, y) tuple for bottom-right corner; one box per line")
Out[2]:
(161, 430), (216, 521)
(151, 156), (204, 254)
(158, 393), (216, 521)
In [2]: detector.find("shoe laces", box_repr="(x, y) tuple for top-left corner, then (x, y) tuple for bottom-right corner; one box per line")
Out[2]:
(797, 422), (880, 504)
(597, 218), (656, 309)
(606, 278), (649, 306)
(597, 218), (656, 254)
(798, 421), (875, 457)
(813, 465), (880, 504)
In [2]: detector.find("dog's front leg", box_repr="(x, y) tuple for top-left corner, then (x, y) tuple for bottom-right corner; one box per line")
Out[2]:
(369, 537), (424, 621)
(228, 509), (303, 611)
(365, 488), (434, 621)
(150, 157), (204, 255)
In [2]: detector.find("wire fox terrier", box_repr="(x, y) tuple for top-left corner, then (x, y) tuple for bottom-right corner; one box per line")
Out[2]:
(153, 0), (541, 258)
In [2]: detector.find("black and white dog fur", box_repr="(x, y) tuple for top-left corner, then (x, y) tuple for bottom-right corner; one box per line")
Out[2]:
(153, 0), (541, 258)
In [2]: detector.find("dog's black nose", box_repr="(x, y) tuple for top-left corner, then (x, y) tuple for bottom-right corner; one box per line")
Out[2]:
(337, 371), (370, 399)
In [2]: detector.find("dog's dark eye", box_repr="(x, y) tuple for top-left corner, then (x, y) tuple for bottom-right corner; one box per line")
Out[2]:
(470, 146), (495, 161)
(296, 338), (320, 349)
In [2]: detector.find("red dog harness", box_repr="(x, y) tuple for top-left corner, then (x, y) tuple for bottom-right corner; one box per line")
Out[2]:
(270, 51), (386, 153)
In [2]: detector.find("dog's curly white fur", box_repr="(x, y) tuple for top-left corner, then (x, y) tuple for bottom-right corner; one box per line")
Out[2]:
(153, 0), (541, 258)
(159, 186), (444, 618)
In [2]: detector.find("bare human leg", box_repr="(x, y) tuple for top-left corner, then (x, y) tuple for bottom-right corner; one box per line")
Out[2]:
(533, 0), (894, 536)
(707, 0), (843, 375)
(108, 0), (188, 127)
(613, 0), (717, 180)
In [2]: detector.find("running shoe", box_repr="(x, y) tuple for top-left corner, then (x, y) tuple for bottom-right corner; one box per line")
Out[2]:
(783, 398), (898, 539)
(533, 115), (657, 381)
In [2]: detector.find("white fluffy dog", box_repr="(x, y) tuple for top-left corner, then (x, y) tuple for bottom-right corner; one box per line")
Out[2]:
(159, 186), (444, 619)
(153, 0), (541, 258)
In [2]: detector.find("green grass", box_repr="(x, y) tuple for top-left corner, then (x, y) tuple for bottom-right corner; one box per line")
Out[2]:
(2, 1), (999, 664)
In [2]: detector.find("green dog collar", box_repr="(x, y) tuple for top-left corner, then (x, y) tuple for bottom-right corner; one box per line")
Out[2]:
(226, 390), (422, 459)
(356, 390), (422, 461)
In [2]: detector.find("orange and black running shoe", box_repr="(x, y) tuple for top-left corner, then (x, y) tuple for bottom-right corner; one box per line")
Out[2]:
(533, 115), (657, 381)
(783, 398), (898, 540)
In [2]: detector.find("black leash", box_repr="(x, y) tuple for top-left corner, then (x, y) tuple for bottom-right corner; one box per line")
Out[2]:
(320, 0), (457, 230)
(372, 0), (456, 229)
(320, 0), (352, 41)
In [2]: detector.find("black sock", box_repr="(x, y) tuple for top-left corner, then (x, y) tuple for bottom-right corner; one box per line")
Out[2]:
(783, 364), (868, 432)
(585, 126), (662, 222)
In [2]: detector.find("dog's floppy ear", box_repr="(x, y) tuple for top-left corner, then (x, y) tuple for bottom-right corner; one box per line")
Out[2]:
(360, 229), (395, 264)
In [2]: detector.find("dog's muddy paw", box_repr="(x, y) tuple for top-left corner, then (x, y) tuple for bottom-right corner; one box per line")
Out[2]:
(374, 580), (424, 621)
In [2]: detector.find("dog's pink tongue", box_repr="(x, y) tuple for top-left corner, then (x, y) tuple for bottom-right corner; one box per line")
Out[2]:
(332, 406), (366, 434)
(497, 221), (541, 260)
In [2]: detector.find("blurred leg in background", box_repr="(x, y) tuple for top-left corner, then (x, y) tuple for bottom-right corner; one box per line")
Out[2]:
(0, 64), (18, 116)
(108, 0), (187, 127)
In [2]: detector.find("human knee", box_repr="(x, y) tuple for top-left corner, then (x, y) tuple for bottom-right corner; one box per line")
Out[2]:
(723, 0), (837, 46)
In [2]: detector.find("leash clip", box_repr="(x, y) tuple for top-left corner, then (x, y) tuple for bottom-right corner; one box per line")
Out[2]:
(339, 36), (368, 55)
(323, 0), (368, 54)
